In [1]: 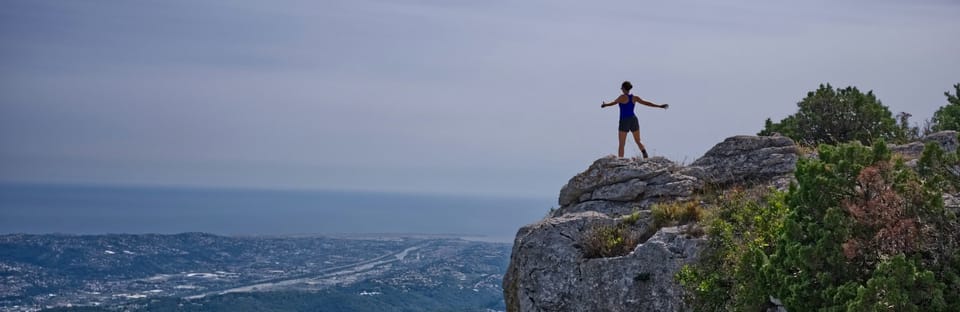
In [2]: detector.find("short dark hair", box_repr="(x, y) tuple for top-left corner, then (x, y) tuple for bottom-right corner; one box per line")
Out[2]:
(621, 81), (632, 91)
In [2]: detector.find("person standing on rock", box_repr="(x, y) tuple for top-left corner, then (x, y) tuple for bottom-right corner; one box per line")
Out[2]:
(601, 81), (668, 158)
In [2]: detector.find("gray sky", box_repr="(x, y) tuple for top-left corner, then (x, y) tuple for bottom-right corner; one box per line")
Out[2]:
(1, 0), (959, 198)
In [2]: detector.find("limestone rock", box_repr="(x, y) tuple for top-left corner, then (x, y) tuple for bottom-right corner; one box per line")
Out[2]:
(590, 178), (647, 202)
(891, 130), (959, 159)
(558, 157), (674, 207)
(551, 200), (642, 218)
(503, 211), (614, 311)
(504, 221), (702, 312)
(642, 173), (701, 199)
(924, 130), (959, 153)
(893, 142), (926, 160)
(685, 135), (799, 186)
(944, 193), (960, 215)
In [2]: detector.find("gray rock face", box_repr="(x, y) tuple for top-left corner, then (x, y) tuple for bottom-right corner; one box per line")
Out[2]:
(924, 131), (959, 153)
(551, 199), (643, 218)
(590, 178), (647, 202)
(504, 214), (701, 312)
(577, 227), (703, 312)
(505, 135), (801, 312)
(685, 135), (799, 186)
(944, 193), (960, 215)
(558, 157), (676, 207)
(503, 211), (617, 312)
(891, 131), (959, 159)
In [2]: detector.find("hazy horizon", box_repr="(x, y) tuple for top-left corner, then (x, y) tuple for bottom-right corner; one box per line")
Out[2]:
(0, 183), (550, 242)
(2, 0), (959, 198)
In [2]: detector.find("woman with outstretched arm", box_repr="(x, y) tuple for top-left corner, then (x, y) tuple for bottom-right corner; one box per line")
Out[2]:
(600, 81), (668, 158)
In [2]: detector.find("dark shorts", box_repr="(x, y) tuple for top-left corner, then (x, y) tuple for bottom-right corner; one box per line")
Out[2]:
(618, 116), (639, 132)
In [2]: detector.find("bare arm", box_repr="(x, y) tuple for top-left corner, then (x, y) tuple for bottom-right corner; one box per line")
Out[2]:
(635, 97), (669, 109)
(600, 95), (627, 108)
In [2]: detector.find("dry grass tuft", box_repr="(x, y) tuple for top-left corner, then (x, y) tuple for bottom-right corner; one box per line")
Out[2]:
(581, 223), (643, 259)
(651, 201), (705, 229)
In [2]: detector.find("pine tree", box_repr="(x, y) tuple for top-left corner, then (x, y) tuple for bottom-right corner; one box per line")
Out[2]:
(759, 84), (900, 145)
(932, 84), (960, 132)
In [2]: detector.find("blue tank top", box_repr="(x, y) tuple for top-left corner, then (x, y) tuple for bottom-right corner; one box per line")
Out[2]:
(618, 94), (636, 120)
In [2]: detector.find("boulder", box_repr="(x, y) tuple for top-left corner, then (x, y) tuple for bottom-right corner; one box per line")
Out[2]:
(890, 130), (959, 159)
(685, 135), (799, 186)
(558, 157), (675, 207)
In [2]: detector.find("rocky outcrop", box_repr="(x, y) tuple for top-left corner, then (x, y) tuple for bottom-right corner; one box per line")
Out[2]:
(504, 223), (701, 312)
(684, 135), (799, 186)
(890, 130), (959, 160)
(505, 132), (960, 312)
(504, 135), (800, 312)
(554, 157), (700, 218)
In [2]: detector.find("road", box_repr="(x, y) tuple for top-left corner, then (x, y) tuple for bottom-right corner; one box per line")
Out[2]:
(185, 245), (422, 299)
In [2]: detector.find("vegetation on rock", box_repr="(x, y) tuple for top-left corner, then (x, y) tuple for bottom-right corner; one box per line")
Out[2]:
(582, 211), (644, 258)
(676, 188), (788, 311)
(679, 141), (960, 311)
(651, 201), (705, 230)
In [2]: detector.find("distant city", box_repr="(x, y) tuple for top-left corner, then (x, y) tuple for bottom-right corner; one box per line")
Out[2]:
(0, 182), (543, 311)
(0, 233), (511, 311)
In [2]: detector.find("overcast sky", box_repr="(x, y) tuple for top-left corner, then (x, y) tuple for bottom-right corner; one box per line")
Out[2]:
(1, 0), (958, 198)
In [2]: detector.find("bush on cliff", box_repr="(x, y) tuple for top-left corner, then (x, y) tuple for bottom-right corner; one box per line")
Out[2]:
(582, 211), (644, 258)
(932, 84), (960, 132)
(759, 84), (901, 145)
(676, 188), (789, 311)
(679, 141), (960, 311)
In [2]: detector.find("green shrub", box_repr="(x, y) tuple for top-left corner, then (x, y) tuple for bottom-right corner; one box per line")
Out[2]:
(679, 141), (960, 311)
(846, 255), (947, 312)
(767, 141), (960, 310)
(932, 83), (960, 132)
(918, 141), (960, 193)
(759, 84), (900, 145)
(581, 212), (646, 259)
(621, 209), (642, 225)
(581, 223), (641, 259)
(676, 188), (788, 311)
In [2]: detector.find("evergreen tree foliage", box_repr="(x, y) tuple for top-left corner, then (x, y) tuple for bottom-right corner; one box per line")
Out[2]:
(759, 84), (900, 145)
(932, 84), (960, 132)
(847, 255), (946, 312)
(679, 141), (960, 311)
(767, 141), (960, 310)
(918, 141), (960, 193)
(895, 112), (921, 144)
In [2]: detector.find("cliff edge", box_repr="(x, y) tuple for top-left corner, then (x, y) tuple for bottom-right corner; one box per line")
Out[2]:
(504, 131), (960, 312)
(503, 135), (799, 312)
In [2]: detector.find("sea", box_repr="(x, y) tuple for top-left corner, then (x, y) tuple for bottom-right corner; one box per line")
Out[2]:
(0, 183), (553, 243)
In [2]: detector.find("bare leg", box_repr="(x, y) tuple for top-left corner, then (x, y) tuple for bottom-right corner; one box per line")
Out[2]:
(618, 131), (628, 158)
(632, 131), (648, 158)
